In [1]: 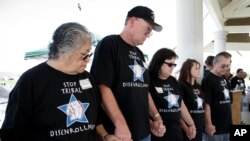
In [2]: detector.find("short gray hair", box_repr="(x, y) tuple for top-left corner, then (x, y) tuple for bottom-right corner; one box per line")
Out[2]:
(48, 22), (92, 59)
(214, 51), (231, 63)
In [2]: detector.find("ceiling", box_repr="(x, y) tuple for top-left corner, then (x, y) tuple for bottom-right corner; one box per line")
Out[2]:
(204, 0), (250, 51)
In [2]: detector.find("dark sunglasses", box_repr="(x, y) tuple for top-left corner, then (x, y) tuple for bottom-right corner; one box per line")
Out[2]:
(80, 52), (93, 60)
(164, 62), (177, 68)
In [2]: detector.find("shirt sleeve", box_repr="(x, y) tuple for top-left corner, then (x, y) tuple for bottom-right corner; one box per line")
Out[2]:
(201, 77), (214, 105)
(230, 77), (237, 89)
(0, 72), (34, 140)
(90, 36), (116, 88)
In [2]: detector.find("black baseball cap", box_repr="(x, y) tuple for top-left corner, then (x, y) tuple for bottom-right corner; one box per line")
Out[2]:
(127, 6), (162, 32)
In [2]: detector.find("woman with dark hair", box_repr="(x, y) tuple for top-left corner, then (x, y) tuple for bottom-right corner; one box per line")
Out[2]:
(178, 59), (209, 141)
(148, 48), (196, 141)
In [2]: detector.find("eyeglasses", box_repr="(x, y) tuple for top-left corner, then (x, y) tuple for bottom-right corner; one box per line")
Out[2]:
(142, 26), (153, 37)
(220, 64), (230, 69)
(80, 52), (93, 60)
(164, 62), (177, 68)
(136, 18), (153, 37)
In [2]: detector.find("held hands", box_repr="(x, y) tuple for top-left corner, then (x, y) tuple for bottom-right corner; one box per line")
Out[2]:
(150, 120), (166, 137)
(102, 134), (123, 141)
(205, 123), (216, 135)
(115, 123), (133, 141)
(185, 124), (196, 140)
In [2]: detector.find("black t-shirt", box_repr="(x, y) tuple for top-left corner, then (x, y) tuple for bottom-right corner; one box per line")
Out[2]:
(179, 81), (205, 141)
(201, 72), (232, 134)
(90, 35), (150, 141)
(231, 76), (246, 94)
(0, 62), (101, 141)
(149, 76), (183, 141)
(203, 68), (210, 78)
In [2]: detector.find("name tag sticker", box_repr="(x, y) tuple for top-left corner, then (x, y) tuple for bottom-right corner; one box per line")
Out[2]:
(155, 87), (163, 93)
(79, 78), (92, 90)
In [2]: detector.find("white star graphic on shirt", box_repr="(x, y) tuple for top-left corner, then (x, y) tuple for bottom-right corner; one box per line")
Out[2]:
(223, 87), (230, 100)
(57, 94), (89, 127)
(195, 95), (203, 110)
(164, 91), (180, 108)
(129, 60), (145, 82)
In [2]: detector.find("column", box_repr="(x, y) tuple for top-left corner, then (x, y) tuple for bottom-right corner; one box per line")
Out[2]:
(176, 0), (203, 80)
(214, 30), (228, 54)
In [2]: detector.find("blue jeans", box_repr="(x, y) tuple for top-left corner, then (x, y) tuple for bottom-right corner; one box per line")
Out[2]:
(139, 134), (151, 141)
(203, 133), (229, 141)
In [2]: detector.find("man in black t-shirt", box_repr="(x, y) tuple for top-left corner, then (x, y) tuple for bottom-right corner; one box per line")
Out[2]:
(201, 52), (232, 141)
(90, 6), (165, 141)
(231, 68), (246, 94)
(231, 69), (246, 112)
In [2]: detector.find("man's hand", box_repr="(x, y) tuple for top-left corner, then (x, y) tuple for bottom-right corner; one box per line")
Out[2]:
(205, 123), (216, 135)
(150, 120), (166, 137)
(185, 124), (196, 140)
(102, 134), (123, 141)
(115, 123), (132, 141)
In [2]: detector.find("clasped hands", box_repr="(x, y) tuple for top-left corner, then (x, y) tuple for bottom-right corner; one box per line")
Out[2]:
(150, 120), (166, 137)
(185, 124), (196, 140)
(205, 123), (216, 136)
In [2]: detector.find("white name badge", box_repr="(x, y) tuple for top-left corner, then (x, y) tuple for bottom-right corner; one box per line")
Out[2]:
(143, 61), (148, 69)
(79, 78), (92, 90)
(155, 87), (164, 93)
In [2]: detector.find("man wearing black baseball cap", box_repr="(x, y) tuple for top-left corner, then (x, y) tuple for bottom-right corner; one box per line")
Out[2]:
(127, 6), (162, 32)
(91, 5), (165, 141)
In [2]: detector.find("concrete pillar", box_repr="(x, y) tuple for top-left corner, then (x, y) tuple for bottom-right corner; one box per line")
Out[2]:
(176, 0), (204, 79)
(214, 30), (228, 54)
